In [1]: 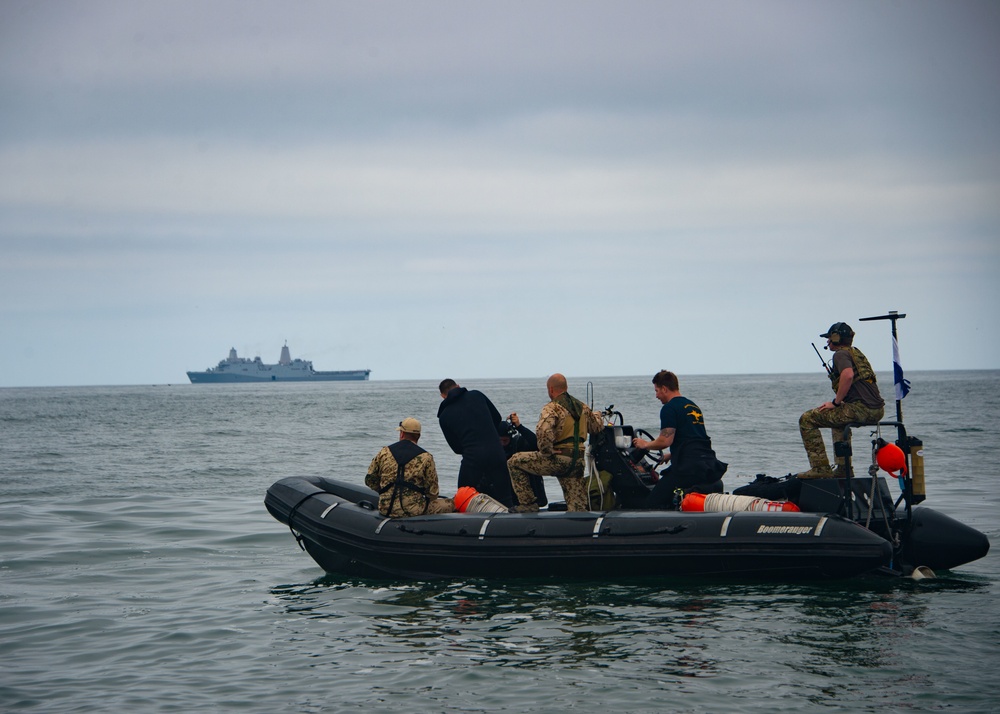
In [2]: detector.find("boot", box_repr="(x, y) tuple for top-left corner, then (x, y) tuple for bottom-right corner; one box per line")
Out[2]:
(796, 466), (835, 479)
(797, 442), (834, 479)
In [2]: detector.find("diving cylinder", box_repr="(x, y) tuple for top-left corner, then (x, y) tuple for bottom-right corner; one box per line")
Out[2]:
(908, 436), (926, 503)
(453, 486), (508, 514)
(681, 492), (800, 513)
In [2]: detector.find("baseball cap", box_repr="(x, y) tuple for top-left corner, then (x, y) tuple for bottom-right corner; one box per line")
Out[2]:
(397, 417), (421, 434)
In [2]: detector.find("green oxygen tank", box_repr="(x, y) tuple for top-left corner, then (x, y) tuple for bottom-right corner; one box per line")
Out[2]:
(908, 436), (926, 504)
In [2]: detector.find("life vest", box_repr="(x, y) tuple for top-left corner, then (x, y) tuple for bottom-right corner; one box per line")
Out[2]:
(552, 393), (587, 475)
(831, 347), (878, 392)
(380, 441), (431, 516)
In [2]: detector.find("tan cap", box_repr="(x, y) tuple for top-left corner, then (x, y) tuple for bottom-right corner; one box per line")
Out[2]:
(397, 417), (421, 434)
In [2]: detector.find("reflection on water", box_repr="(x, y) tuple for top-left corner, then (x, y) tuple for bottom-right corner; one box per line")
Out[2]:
(268, 572), (990, 707)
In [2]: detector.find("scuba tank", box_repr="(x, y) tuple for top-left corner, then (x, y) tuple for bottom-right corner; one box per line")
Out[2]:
(454, 486), (508, 514)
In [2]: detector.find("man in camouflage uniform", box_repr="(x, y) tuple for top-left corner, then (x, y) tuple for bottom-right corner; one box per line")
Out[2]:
(798, 322), (885, 478)
(365, 417), (455, 517)
(508, 373), (604, 511)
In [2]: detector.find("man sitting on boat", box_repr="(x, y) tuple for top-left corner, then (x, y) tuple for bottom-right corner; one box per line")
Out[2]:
(797, 322), (885, 478)
(508, 374), (604, 512)
(632, 370), (727, 508)
(365, 418), (455, 517)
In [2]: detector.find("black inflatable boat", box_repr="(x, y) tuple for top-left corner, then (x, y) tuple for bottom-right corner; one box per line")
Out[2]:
(266, 474), (895, 580)
(265, 407), (988, 581)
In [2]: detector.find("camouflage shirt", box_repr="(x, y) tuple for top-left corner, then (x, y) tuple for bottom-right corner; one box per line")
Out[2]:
(365, 442), (441, 518)
(535, 395), (603, 456)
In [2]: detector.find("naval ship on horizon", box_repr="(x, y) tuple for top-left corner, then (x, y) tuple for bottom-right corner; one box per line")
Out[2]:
(187, 344), (371, 383)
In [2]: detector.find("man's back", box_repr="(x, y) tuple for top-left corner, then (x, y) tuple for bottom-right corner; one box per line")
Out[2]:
(437, 387), (506, 461)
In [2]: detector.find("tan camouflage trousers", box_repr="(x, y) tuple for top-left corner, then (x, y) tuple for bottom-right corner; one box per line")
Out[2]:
(385, 495), (455, 518)
(799, 402), (884, 476)
(508, 451), (588, 511)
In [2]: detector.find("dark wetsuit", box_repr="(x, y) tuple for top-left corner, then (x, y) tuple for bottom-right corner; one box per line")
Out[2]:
(437, 387), (514, 506)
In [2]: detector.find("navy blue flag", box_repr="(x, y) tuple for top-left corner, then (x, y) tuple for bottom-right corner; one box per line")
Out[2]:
(893, 335), (911, 400)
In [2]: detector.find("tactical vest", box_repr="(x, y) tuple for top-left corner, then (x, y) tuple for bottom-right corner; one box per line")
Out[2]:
(380, 440), (431, 516)
(831, 347), (878, 392)
(552, 393), (586, 461)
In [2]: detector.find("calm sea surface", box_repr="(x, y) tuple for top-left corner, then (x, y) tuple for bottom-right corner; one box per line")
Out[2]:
(1, 372), (998, 712)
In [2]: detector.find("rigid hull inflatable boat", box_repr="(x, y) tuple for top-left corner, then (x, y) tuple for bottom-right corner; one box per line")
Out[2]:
(266, 312), (990, 581)
(266, 408), (988, 581)
(265, 474), (894, 580)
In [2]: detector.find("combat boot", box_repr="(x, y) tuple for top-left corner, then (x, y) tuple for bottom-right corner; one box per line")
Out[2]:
(795, 465), (834, 479)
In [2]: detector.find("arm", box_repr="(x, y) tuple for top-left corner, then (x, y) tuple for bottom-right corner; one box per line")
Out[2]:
(585, 405), (604, 434)
(535, 403), (559, 455)
(819, 367), (853, 411)
(365, 450), (386, 491)
(634, 427), (674, 451)
(484, 394), (503, 429)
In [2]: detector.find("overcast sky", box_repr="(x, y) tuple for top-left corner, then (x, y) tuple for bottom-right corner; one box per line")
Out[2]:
(1, 0), (998, 387)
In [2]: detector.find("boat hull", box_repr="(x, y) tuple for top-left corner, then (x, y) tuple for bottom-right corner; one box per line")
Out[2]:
(265, 476), (894, 580)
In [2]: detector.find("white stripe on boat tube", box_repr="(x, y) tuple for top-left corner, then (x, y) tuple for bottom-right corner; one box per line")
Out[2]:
(375, 518), (390, 534)
(815, 516), (828, 536)
(479, 519), (491, 540)
(720, 516), (732, 537)
(593, 516), (604, 538)
(320, 503), (338, 519)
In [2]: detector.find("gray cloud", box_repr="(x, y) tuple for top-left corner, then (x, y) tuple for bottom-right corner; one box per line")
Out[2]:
(1, 0), (998, 385)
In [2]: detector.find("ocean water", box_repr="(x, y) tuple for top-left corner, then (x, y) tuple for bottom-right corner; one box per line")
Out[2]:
(1, 372), (998, 713)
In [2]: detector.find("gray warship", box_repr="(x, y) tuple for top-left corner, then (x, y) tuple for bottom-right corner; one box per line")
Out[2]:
(187, 344), (370, 383)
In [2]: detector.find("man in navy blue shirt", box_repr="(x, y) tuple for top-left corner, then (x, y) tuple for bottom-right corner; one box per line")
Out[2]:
(632, 370), (726, 509)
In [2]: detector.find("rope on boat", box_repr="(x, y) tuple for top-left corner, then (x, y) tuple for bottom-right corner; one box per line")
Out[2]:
(866, 437), (881, 530)
(286, 489), (324, 551)
(864, 426), (895, 536)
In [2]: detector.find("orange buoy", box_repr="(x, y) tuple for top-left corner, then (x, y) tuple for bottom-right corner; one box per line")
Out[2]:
(453, 486), (478, 512)
(680, 492), (707, 511)
(876, 443), (908, 477)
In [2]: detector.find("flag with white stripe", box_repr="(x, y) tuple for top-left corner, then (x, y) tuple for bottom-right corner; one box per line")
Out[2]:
(893, 335), (911, 400)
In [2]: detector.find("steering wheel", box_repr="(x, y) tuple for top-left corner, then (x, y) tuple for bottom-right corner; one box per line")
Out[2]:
(632, 429), (665, 471)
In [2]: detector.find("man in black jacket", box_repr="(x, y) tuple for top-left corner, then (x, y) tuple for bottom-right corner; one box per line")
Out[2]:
(437, 378), (514, 507)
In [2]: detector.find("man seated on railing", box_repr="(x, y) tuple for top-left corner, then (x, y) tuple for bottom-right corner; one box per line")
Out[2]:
(798, 322), (885, 479)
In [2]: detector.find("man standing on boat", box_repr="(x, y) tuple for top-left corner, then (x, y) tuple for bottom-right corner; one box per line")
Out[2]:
(633, 370), (727, 508)
(508, 373), (603, 512)
(437, 379), (515, 507)
(365, 418), (455, 517)
(797, 322), (885, 478)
